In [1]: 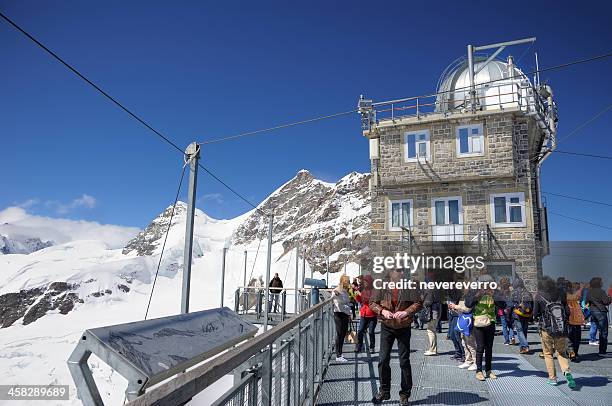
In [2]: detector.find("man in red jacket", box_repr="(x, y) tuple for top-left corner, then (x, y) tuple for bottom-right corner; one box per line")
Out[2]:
(355, 275), (378, 353)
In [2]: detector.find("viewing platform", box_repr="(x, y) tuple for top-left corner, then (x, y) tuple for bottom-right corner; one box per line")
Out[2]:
(318, 325), (611, 406)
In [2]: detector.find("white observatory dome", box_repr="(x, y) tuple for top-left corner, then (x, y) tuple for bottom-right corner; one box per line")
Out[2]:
(436, 58), (531, 112)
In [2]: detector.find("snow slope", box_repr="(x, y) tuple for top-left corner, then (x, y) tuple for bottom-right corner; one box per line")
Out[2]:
(0, 170), (369, 405)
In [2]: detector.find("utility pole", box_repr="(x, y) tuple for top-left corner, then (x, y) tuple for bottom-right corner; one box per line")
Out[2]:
(181, 142), (199, 314)
(220, 247), (227, 307)
(263, 214), (274, 332)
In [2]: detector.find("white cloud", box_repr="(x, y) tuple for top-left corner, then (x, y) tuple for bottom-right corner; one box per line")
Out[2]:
(72, 194), (96, 209)
(54, 194), (97, 214)
(0, 206), (139, 249)
(15, 199), (40, 209)
(198, 193), (224, 204)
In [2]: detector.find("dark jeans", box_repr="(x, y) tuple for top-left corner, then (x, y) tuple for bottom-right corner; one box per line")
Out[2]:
(334, 312), (350, 357)
(268, 293), (280, 312)
(474, 324), (495, 372)
(568, 325), (582, 355)
(591, 310), (609, 354)
(449, 315), (464, 358)
(379, 323), (413, 398)
(357, 316), (378, 350)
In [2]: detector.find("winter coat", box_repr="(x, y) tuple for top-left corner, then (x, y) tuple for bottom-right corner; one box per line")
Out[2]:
(586, 287), (611, 313)
(355, 289), (376, 318)
(269, 277), (283, 294)
(566, 291), (585, 326)
(369, 286), (423, 329)
(332, 287), (352, 315)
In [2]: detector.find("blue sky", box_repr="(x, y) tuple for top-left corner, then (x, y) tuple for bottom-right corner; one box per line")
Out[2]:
(1, 1), (611, 240)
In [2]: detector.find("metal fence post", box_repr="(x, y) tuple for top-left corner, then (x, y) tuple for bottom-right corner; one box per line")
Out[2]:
(294, 321), (301, 404)
(261, 344), (273, 406)
(221, 247), (227, 307)
(286, 341), (292, 406)
(264, 214), (274, 332)
(294, 244), (300, 314)
(281, 290), (287, 322)
(311, 314), (317, 406)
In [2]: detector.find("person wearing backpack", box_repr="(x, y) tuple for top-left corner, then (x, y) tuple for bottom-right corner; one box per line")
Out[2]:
(586, 277), (611, 355)
(510, 278), (533, 354)
(533, 276), (576, 388)
(566, 281), (585, 361)
(464, 274), (506, 381)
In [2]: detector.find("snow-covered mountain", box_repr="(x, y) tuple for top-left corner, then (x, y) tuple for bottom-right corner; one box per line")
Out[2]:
(0, 170), (370, 405)
(0, 234), (53, 255)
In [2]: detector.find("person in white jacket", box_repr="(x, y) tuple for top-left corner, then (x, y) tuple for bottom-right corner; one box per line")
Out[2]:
(332, 275), (353, 362)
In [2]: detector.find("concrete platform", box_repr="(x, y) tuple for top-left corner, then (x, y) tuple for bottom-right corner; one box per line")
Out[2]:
(317, 323), (612, 405)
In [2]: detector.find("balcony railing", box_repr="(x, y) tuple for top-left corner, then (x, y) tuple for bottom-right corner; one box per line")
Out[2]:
(361, 81), (555, 139)
(400, 223), (506, 258)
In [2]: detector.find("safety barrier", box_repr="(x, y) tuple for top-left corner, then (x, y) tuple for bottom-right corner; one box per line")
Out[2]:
(126, 297), (336, 406)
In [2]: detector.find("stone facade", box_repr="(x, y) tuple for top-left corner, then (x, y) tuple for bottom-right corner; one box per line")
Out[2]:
(367, 110), (547, 290)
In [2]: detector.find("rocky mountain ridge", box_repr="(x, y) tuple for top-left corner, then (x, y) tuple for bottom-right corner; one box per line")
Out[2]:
(0, 169), (371, 329)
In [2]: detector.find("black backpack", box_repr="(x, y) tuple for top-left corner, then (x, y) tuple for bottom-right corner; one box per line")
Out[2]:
(418, 307), (431, 324)
(541, 297), (567, 337)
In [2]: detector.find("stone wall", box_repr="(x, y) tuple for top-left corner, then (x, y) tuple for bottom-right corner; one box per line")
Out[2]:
(368, 111), (544, 289)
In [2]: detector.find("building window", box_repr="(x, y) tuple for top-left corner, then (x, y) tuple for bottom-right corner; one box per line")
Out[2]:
(490, 192), (526, 227)
(389, 199), (413, 231)
(405, 130), (430, 162)
(485, 262), (515, 281)
(432, 196), (462, 225)
(431, 196), (463, 241)
(456, 124), (484, 157)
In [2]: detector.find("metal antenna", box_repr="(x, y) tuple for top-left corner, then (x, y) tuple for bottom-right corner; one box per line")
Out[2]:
(181, 142), (200, 314)
(466, 37), (536, 110)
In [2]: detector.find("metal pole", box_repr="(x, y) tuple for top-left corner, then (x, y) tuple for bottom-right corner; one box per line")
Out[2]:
(263, 214), (274, 332)
(326, 256), (330, 287)
(467, 44), (475, 110)
(243, 250), (248, 287)
(294, 244), (299, 314)
(181, 142), (199, 314)
(302, 256), (306, 287)
(220, 247), (227, 308)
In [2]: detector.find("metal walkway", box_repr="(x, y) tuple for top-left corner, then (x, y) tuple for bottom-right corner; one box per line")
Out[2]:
(317, 325), (612, 406)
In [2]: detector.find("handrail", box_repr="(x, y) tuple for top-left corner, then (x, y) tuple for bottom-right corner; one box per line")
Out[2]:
(127, 298), (334, 406)
(236, 286), (334, 291)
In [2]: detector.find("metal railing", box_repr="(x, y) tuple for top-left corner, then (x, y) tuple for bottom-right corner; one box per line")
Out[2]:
(234, 287), (334, 323)
(400, 223), (505, 257)
(400, 223), (511, 260)
(368, 81), (555, 138)
(375, 82), (529, 123)
(127, 298), (336, 406)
